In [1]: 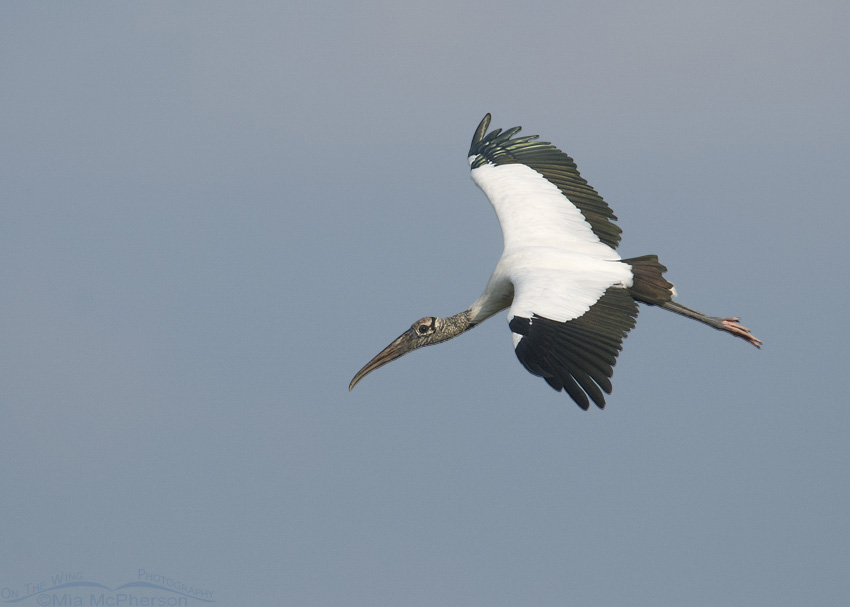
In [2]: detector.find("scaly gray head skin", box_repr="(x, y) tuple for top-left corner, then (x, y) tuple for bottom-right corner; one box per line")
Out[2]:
(349, 312), (474, 391)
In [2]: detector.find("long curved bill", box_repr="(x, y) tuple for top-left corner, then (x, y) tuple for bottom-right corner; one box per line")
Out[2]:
(349, 329), (418, 391)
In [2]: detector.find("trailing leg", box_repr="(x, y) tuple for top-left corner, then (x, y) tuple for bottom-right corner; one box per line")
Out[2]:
(655, 300), (761, 347)
(623, 254), (762, 348)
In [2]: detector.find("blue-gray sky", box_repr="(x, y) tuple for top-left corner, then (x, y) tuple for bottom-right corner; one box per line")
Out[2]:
(2, 2), (848, 605)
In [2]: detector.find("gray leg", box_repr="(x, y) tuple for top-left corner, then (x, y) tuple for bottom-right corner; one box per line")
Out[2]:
(658, 301), (762, 348)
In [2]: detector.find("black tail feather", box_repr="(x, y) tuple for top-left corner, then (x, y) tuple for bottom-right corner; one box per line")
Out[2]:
(623, 255), (675, 306)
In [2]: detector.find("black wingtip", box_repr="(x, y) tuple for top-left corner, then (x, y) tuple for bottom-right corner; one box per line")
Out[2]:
(470, 113), (492, 150)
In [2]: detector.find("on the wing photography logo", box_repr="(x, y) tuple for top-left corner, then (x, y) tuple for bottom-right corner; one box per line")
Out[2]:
(1, 570), (214, 606)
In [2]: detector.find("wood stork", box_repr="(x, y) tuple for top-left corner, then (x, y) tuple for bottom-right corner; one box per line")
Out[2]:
(349, 114), (761, 409)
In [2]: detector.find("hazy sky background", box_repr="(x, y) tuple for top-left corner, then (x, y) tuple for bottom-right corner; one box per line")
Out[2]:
(2, 2), (848, 605)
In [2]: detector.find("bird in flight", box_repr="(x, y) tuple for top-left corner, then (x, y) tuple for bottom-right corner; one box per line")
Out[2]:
(350, 114), (761, 409)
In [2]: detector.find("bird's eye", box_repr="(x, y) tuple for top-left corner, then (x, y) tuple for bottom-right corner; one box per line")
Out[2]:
(412, 317), (435, 336)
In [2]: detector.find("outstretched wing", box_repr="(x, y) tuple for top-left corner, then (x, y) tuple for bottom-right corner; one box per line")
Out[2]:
(468, 113), (622, 251)
(509, 285), (638, 410)
(468, 114), (637, 409)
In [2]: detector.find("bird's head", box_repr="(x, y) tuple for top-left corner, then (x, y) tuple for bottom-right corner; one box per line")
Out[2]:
(349, 316), (447, 391)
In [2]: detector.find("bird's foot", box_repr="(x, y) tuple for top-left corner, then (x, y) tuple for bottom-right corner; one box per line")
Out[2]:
(720, 317), (763, 349)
